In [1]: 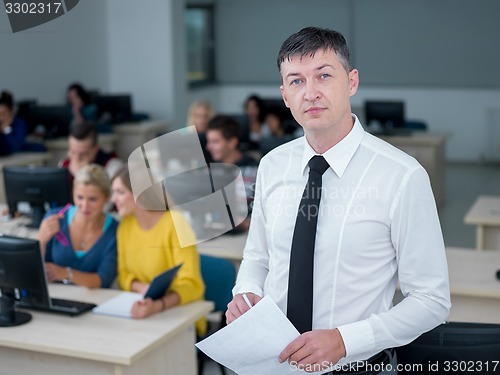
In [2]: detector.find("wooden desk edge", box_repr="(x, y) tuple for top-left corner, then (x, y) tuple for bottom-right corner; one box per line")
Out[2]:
(1, 300), (213, 366)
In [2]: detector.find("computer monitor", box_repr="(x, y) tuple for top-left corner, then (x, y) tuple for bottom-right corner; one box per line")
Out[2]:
(364, 101), (405, 131)
(0, 235), (49, 327)
(3, 166), (71, 228)
(29, 105), (70, 138)
(396, 322), (500, 374)
(95, 94), (133, 124)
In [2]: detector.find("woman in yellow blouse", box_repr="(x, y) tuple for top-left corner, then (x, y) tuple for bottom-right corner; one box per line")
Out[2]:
(111, 166), (205, 333)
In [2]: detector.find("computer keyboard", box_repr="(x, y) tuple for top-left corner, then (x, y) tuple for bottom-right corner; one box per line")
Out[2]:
(50, 298), (97, 314)
(17, 298), (96, 316)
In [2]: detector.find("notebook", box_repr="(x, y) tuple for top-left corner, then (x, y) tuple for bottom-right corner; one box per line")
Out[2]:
(92, 264), (182, 318)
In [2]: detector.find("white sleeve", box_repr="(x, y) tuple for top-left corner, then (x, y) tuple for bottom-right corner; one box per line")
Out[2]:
(337, 166), (451, 358)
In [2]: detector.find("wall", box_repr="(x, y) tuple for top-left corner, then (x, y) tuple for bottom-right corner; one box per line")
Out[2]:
(0, 0), (109, 104)
(105, 0), (186, 124)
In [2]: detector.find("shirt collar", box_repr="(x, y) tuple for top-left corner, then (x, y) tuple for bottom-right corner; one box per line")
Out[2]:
(300, 114), (365, 178)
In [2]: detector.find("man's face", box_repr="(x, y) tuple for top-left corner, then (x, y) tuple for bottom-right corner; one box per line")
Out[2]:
(206, 130), (235, 162)
(280, 49), (358, 135)
(68, 137), (98, 164)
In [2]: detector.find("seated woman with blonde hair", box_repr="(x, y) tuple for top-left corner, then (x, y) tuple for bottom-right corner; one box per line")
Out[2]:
(38, 164), (118, 288)
(111, 166), (205, 333)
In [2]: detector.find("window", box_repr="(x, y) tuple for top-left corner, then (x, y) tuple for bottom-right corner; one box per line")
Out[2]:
(185, 5), (215, 86)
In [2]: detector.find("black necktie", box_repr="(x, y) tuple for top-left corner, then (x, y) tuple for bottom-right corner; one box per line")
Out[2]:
(287, 155), (330, 333)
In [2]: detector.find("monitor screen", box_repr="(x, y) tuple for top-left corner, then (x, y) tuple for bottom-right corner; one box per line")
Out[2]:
(0, 235), (49, 327)
(28, 105), (70, 138)
(364, 101), (405, 130)
(95, 94), (133, 124)
(396, 322), (500, 374)
(3, 166), (71, 228)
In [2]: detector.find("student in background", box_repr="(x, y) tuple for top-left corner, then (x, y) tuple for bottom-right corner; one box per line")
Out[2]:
(187, 99), (215, 162)
(38, 164), (118, 288)
(59, 122), (123, 182)
(206, 115), (258, 168)
(244, 95), (269, 147)
(0, 91), (26, 155)
(111, 166), (206, 333)
(67, 82), (97, 127)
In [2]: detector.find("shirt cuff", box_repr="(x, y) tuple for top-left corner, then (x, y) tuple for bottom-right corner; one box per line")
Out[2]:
(337, 319), (375, 359)
(232, 283), (263, 297)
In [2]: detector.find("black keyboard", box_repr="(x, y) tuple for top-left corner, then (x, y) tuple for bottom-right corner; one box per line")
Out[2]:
(18, 298), (96, 316)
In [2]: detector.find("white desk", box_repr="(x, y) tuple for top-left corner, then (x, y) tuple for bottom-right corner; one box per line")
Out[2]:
(464, 195), (500, 250)
(0, 152), (51, 204)
(112, 120), (169, 160)
(44, 133), (118, 166)
(377, 132), (448, 207)
(0, 284), (213, 375)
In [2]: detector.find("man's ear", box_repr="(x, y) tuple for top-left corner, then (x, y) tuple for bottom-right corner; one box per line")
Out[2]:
(348, 69), (359, 97)
(229, 137), (239, 150)
(280, 85), (290, 108)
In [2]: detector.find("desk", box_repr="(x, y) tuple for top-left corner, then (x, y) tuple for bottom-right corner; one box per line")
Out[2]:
(464, 195), (500, 250)
(197, 233), (247, 262)
(112, 120), (169, 160)
(0, 284), (213, 375)
(44, 133), (118, 166)
(0, 152), (51, 204)
(377, 132), (448, 207)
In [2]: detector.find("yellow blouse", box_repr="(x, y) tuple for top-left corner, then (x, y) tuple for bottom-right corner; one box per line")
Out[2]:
(117, 210), (206, 334)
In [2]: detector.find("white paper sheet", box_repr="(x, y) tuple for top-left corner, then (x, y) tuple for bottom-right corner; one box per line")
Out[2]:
(196, 296), (325, 375)
(92, 291), (142, 318)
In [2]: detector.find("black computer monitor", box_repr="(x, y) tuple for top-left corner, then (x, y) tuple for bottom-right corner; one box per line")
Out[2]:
(364, 101), (405, 131)
(396, 322), (500, 374)
(3, 166), (71, 228)
(95, 94), (133, 124)
(0, 235), (49, 327)
(29, 105), (70, 138)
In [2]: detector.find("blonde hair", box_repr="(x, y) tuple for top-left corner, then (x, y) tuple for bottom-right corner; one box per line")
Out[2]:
(74, 164), (111, 198)
(187, 99), (215, 130)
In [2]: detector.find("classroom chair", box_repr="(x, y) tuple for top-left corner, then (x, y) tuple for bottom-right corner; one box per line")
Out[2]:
(197, 254), (237, 375)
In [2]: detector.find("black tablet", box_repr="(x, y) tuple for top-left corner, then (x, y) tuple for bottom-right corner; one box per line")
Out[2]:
(144, 263), (183, 300)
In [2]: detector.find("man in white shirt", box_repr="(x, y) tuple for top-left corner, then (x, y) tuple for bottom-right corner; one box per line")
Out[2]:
(226, 27), (450, 374)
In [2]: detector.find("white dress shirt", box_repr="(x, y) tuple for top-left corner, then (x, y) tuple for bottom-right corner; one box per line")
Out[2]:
(233, 115), (451, 366)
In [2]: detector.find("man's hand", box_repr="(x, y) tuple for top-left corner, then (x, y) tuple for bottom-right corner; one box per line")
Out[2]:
(225, 292), (262, 324)
(278, 329), (346, 372)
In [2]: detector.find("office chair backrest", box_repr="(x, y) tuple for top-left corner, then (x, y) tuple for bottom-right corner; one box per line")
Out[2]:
(199, 255), (236, 313)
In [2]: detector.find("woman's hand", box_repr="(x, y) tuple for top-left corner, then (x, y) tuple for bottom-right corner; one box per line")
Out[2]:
(131, 298), (163, 319)
(38, 213), (63, 245)
(44, 262), (67, 282)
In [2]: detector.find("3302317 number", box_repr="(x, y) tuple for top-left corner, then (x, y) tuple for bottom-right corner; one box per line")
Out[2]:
(5, 2), (62, 14)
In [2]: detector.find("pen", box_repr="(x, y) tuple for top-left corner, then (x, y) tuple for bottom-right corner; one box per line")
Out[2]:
(242, 293), (253, 309)
(58, 203), (72, 216)
(54, 204), (72, 246)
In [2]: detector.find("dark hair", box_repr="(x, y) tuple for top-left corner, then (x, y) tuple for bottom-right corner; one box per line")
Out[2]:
(70, 122), (98, 146)
(111, 165), (170, 211)
(0, 91), (14, 110)
(277, 27), (352, 75)
(111, 165), (132, 192)
(207, 115), (241, 141)
(265, 105), (286, 124)
(245, 94), (265, 122)
(68, 83), (92, 105)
